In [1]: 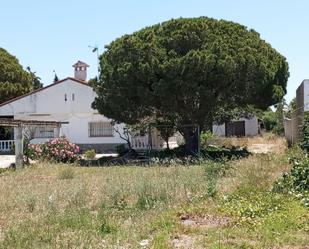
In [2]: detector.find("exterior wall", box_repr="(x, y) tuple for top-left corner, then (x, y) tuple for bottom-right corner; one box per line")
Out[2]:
(0, 79), (127, 151)
(288, 80), (309, 145)
(284, 118), (293, 145)
(213, 117), (259, 137)
(302, 80), (309, 111)
(0, 79), (98, 115)
(244, 116), (259, 136)
(212, 123), (226, 136)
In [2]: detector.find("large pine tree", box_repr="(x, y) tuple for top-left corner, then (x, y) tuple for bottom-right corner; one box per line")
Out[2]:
(0, 48), (33, 104)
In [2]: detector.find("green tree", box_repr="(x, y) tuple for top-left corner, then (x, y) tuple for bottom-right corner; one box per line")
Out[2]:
(260, 99), (288, 135)
(0, 48), (33, 104)
(285, 97), (296, 118)
(26, 66), (43, 90)
(93, 17), (289, 151)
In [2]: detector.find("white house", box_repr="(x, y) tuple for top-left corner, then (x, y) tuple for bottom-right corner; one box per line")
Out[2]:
(212, 117), (260, 137)
(0, 61), (127, 152)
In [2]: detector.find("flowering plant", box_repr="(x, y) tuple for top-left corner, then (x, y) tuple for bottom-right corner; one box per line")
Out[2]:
(27, 136), (80, 163)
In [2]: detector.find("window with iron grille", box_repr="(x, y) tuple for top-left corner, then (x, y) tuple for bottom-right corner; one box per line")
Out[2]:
(89, 122), (114, 137)
(34, 126), (54, 138)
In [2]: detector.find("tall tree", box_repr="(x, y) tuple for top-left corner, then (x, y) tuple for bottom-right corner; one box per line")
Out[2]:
(26, 66), (43, 90)
(93, 17), (289, 151)
(0, 48), (33, 104)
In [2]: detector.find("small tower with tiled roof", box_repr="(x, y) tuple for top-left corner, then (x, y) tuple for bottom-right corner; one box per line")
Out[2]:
(72, 61), (89, 81)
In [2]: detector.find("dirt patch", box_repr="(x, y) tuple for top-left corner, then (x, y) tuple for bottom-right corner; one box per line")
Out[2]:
(179, 214), (230, 229)
(248, 143), (278, 154)
(207, 135), (287, 154)
(171, 234), (203, 249)
(170, 214), (230, 248)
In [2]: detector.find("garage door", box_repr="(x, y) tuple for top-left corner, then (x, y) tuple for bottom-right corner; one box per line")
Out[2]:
(225, 121), (245, 137)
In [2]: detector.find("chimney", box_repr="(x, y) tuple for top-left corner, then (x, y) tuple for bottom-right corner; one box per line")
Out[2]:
(72, 61), (89, 81)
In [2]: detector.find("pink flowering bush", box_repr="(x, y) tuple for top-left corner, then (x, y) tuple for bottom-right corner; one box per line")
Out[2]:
(27, 144), (43, 159)
(27, 136), (80, 163)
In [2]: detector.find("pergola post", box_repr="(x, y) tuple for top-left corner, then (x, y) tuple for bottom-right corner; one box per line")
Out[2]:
(0, 119), (68, 169)
(14, 125), (23, 169)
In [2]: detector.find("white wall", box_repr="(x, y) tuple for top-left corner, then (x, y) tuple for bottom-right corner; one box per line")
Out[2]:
(212, 117), (259, 137)
(244, 116), (259, 136)
(0, 79), (98, 115)
(304, 80), (309, 111)
(0, 79), (126, 145)
(212, 123), (226, 136)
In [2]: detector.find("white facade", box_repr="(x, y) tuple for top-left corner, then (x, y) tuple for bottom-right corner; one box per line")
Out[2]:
(212, 117), (259, 137)
(0, 78), (126, 152)
(299, 80), (309, 111)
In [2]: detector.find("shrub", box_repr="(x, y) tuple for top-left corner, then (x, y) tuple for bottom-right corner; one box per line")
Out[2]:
(84, 149), (96, 159)
(27, 144), (43, 160)
(273, 114), (309, 206)
(27, 136), (80, 163)
(115, 144), (128, 156)
(222, 190), (286, 221)
(299, 112), (309, 152)
(200, 130), (214, 148)
(273, 156), (309, 207)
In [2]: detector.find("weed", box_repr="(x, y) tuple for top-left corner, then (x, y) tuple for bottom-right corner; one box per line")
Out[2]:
(110, 190), (128, 210)
(136, 182), (156, 210)
(84, 149), (96, 159)
(25, 195), (37, 213)
(97, 204), (117, 235)
(68, 186), (87, 207)
(58, 167), (74, 179)
(98, 217), (117, 235)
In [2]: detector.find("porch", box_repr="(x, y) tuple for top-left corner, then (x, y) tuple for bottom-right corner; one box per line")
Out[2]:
(0, 119), (67, 168)
(0, 140), (14, 153)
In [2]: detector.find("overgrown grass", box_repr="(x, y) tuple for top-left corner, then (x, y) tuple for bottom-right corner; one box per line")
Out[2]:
(0, 138), (308, 248)
(0, 163), (208, 248)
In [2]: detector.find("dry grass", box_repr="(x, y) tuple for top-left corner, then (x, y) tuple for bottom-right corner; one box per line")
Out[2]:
(0, 136), (308, 249)
(217, 153), (291, 194)
(208, 133), (287, 154)
(0, 163), (208, 248)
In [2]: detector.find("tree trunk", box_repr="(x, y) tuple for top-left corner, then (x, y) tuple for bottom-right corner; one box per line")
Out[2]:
(165, 139), (170, 150)
(182, 128), (199, 155)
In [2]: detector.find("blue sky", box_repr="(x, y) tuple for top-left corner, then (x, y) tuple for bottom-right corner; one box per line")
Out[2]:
(0, 0), (308, 103)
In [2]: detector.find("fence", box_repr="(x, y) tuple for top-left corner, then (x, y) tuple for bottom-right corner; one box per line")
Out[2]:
(130, 124), (200, 154)
(0, 140), (14, 152)
(284, 107), (304, 145)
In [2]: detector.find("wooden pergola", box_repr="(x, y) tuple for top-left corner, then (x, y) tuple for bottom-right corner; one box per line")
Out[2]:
(0, 119), (68, 169)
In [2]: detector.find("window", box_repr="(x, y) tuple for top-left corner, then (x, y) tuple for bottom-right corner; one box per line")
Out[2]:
(34, 126), (54, 138)
(64, 94), (67, 102)
(72, 93), (75, 101)
(89, 122), (114, 137)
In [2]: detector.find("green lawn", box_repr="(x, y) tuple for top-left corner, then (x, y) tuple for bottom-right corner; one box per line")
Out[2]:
(0, 151), (308, 248)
